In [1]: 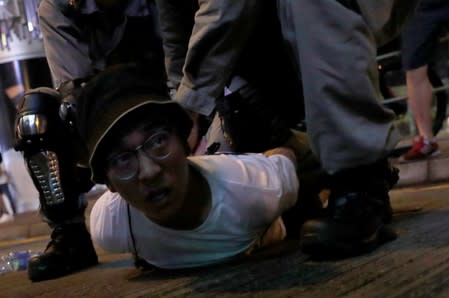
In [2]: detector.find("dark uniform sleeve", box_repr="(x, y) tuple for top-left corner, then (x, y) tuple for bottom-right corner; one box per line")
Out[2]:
(155, 0), (260, 116)
(38, 0), (92, 88)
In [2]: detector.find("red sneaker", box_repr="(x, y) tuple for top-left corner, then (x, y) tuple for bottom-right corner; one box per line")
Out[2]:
(401, 137), (440, 161)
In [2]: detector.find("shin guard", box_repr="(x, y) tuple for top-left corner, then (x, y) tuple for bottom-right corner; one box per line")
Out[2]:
(15, 87), (92, 224)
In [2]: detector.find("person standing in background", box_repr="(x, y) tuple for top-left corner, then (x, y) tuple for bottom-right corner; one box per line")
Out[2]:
(400, 0), (449, 161)
(0, 62), (24, 153)
(0, 61), (39, 217)
(0, 152), (15, 224)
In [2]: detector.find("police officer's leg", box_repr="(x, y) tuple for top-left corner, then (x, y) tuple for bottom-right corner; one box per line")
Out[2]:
(16, 88), (98, 281)
(277, 0), (400, 257)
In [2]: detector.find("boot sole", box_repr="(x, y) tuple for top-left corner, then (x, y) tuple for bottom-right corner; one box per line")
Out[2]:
(28, 256), (98, 282)
(300, 224), (397, 259)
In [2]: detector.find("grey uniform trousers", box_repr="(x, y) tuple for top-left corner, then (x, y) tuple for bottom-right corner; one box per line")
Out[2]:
(277, 0), (403, 174)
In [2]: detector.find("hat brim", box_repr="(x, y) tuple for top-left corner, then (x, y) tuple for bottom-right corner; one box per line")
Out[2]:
(87, 97), (191, 183)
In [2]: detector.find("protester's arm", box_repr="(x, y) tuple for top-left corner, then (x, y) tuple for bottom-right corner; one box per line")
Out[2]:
(232, 152), (299, 217)
(38, 0), (92, 88)
(89, 191), (133, 254)
(263, 149), (299, 216)
(264, 147), (297, 171)
(156, 0), (260, 116)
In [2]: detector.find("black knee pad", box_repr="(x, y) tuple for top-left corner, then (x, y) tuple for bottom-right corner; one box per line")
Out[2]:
(15, 87), (93, 222)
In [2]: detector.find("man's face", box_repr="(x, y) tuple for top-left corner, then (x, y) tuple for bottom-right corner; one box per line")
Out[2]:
(106, 123), (190, 227)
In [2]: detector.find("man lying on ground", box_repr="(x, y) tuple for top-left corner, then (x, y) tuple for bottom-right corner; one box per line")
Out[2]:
(75, 64), (321, 269)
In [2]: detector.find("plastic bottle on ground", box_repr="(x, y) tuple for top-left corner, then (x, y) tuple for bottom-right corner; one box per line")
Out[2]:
(0, 250), (41, 275)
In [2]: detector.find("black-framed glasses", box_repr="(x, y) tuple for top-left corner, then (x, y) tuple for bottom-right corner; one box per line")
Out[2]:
(106, 130), (173, 180)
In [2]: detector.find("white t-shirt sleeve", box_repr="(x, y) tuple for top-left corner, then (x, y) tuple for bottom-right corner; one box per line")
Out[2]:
(222, 153), (299, 229)
(192, 153), (299, 225)
(89, 191), (132, 253)
(265, 154), (299, 213)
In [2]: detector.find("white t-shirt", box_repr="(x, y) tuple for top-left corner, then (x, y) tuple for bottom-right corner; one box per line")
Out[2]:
(90, 153), (299, 269)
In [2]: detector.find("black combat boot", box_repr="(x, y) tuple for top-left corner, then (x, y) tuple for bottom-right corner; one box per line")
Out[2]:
(28, 223), (98, 281)
(299, 160), (399, 258)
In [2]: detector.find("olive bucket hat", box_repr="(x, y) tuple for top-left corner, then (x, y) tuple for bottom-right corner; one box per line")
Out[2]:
(76, 64), (192, 183)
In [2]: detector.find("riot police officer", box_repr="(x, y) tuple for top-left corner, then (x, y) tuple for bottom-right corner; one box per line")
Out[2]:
(15, 0), (165, 281)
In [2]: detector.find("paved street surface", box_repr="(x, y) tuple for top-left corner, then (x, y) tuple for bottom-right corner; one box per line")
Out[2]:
(1, 182), (449, 297)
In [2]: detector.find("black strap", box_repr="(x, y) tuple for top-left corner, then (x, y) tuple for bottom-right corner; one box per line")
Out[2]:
(126, 203), (156, 271)
(126, 203), (138, 255)
(126, 203), (141, 266)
